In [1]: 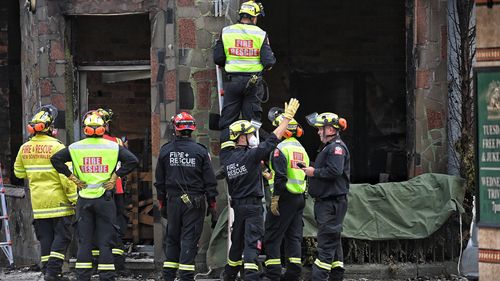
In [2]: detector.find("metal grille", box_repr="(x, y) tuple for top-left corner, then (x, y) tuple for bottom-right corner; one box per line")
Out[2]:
(303, 213), (463, 264)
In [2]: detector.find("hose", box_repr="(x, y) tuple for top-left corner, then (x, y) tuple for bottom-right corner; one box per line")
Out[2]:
(257, 78), (270, 104)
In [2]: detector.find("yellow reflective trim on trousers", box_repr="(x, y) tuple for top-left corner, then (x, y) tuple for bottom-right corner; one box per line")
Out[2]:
(97, 264), (115, 271)
(163, 261), (179, 269)
(50, 251), (65, 260)
(244, 263), (259, 270)
(289, 257), (302, 264)
(179, 264), (195, 271)
(331, 261), (344, 268)
(227, 259), (242, 267)
(112, 248), (124, 255)
(75, 262), (93, 269)
(314, 258), (332, 270)
(41, 255), (50, 262)
(264, 259), (281, 266)
(92, 250), (100, 256)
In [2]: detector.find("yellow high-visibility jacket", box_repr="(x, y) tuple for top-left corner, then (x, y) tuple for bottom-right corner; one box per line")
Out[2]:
(14, 134), (77, 219)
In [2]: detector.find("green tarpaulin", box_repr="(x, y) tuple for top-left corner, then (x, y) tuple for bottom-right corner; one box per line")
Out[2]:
(206, 173), (465, 268)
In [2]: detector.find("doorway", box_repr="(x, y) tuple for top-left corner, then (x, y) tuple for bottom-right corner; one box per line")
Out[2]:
(72, 14), (153, 243)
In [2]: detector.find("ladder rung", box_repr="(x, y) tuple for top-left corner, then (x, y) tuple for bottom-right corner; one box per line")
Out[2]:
(0, 241), (12, 245)
(0, 216), (8, 220)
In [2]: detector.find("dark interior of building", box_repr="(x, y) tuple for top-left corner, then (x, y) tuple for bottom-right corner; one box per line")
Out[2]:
(72, 14), (153, 242)
(260, 0), (408, 183)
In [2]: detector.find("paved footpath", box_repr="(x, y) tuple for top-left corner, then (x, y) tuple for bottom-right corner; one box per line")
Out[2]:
(0, 271), (470, 281)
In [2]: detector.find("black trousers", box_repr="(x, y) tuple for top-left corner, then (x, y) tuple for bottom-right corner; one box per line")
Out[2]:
(224, 200), (264, 281)
(263, 193), (305, 281)
(75, 194), (117, 281)
(219, 75), (264, 142)
(163, 195), (205, 281)
(33, 216), (73, 276)
(113, 193), (126, 269)
(311, 196), (348, 281)
(91, 194), (127, 270)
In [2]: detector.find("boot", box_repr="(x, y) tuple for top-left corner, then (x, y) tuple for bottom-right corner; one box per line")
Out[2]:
(329, 268), (344, 281)
(221, 270), (237, 281)
(44, 273), (70, 281)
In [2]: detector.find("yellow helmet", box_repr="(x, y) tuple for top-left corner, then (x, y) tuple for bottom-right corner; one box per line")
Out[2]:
(27, 105), (58, 134)
(239, 1), (264, 17)
(229, 120), (256, 141)
(221, 140), (236, 150)
(306, 112), (347, 130)
(96, 108), (113, 124)
(271, 114), (303, 138)
(82, 111), (106, 136)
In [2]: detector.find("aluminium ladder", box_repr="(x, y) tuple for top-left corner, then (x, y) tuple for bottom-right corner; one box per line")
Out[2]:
(0, 163), (13, 265)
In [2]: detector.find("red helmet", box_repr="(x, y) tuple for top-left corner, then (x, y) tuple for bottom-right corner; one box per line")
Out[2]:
(172, 112), (196, 131)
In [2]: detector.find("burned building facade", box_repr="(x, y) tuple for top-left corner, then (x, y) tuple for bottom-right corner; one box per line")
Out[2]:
(1, 0), (452, 266)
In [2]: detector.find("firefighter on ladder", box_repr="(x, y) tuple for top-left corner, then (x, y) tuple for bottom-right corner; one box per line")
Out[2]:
(302, 112), (350, 281)
(154, 112), (218, 281)
(51, 111), (138, 281)
(263, 110), (310, 281)
(214, 0), (276, 142)
(220, 98), (300, 281)
(90, 108), (128, 272)
(14, 105), (77, 281)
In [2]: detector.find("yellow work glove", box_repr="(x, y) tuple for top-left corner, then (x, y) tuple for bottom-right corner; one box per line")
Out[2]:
(271, 195), (280, 216)
(68, 174), (87, 190)
(283, 98), (300, 120)
(103, 173), (118, 190)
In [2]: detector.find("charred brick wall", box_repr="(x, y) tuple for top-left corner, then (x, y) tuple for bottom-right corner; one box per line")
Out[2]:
(411, 0), (449, 175)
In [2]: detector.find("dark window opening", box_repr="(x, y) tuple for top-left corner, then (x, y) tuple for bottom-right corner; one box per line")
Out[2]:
(260, 0), (407, 183)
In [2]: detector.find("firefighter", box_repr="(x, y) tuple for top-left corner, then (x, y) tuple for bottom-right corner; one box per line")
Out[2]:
(214, 0), (276, 142)
(220, 98), (300, 281)
(263, 110), (310, 281)
(14, 105), (77, 281)
(302, 112), (350, 281)
(154, 112), (218, 281)
(51, 111), (138, 281)
(90, 108), (127, 271)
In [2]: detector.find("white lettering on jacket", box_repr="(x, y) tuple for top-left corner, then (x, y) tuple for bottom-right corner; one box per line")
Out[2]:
(169, 152), (196, 168)
(226, 163), (248, 179)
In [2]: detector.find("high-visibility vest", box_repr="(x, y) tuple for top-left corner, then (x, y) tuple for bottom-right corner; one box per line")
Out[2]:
(13, 134), (77, 219)
(222, 23), (266, 73)
(269, 137), (310, 194)
(69, 137), (119, 199)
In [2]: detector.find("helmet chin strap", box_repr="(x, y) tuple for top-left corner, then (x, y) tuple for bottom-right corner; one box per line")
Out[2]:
(244, 134), (251, 149)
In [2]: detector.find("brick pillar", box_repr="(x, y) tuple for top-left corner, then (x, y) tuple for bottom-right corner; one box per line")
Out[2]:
(412, 0), (448, 176)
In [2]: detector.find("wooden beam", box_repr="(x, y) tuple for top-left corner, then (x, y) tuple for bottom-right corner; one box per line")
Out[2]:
(130, 172), (140, 244)
(139, 214), (153, 226)
(2, 185), (26, 198)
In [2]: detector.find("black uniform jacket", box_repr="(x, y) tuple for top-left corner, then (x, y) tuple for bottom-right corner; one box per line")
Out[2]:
(154, 136), (218, 201)
(270, 149), (288, 196)
(308, 136), (350, 199)
(220, 134), (279, 199)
